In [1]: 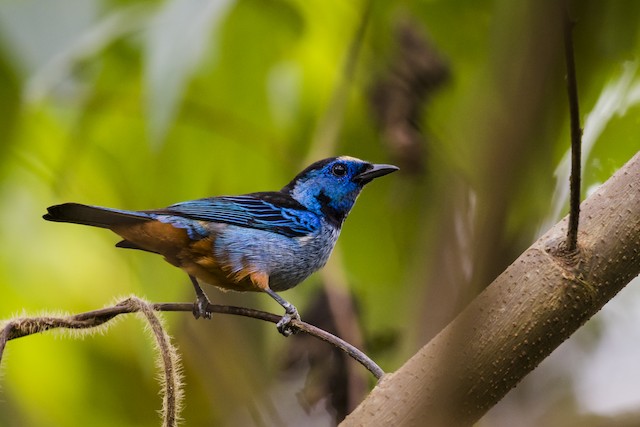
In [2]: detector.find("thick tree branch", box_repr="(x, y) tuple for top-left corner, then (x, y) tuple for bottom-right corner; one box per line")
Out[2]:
(341, 152), (640, 426)
(0, 298), (384, 380)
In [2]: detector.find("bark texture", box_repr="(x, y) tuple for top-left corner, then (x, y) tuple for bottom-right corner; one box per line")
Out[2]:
(341, 152), (640, 427)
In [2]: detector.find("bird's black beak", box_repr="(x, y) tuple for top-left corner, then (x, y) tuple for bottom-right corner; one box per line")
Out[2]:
(354, 163), (399, 184)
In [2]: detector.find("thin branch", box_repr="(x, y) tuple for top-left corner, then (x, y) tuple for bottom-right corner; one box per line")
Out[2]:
(0, 298), (385, 380)
(563, 6), (582, 252)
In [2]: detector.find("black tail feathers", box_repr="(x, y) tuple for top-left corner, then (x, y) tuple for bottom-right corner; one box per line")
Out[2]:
(43, 203), (151, 228)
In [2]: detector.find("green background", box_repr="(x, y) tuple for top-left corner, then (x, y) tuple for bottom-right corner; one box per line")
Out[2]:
(0, 0), (639, 425)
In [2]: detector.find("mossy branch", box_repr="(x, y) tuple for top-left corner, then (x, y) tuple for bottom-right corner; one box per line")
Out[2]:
(0, 296), (384, 426)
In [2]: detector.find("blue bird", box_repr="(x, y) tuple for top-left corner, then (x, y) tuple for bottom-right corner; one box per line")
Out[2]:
(43, 156), (398, 335)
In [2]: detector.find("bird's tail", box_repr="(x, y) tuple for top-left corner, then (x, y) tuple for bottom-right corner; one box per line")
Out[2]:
(43, 203), (152, 229)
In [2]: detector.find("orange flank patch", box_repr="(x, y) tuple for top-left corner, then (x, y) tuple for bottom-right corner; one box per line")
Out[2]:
(249, 271), (270, 291)
(111, 220), (268, 293)
(112, 221), (191, 260)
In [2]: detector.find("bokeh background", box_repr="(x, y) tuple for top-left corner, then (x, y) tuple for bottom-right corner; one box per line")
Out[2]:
(0, 0), (639, 426)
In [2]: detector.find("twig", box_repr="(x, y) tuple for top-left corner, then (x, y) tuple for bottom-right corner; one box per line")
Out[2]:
(0, 298), (385, 380)
(563, 6), (582, 252)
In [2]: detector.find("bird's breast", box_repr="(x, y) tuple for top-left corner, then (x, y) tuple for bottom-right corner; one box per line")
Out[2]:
(205, 221), (340, 292)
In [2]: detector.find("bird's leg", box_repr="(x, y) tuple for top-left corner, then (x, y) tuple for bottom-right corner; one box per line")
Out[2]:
(264, 287), (300, 337)
(189, 275), (212, 319)
(249, 271), (300, 336)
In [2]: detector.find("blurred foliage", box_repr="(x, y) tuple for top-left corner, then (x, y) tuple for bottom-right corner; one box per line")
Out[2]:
(0, 0), (638, 426)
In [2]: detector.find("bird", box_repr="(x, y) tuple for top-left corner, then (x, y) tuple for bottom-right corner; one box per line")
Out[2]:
(43, 156), (399, 336)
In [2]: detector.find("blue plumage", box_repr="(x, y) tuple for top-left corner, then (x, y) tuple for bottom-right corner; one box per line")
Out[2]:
(43, 156), (399, 335)
(160, 195), (319, 237)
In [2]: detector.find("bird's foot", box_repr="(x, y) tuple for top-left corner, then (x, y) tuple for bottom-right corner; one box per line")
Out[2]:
(192, 293), (213, 320)
(276, 303), (300, 337)
(189, 275), (212, 320)
(262, 287), (300, 336)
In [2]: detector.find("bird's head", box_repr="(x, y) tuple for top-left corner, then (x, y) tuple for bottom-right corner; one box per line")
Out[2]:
(282, 156), (399, 226)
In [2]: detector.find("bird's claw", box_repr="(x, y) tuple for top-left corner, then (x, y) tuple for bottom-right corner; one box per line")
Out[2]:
(189, 275), (213, 320)
(192, 294), (213, 320)
(276, 306), (300, 337)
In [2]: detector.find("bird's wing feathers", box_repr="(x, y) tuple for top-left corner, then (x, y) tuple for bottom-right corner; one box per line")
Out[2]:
(150, 193), (319, 238)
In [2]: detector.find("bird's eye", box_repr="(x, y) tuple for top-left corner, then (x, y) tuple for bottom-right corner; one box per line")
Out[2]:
(331, 163), (347, 177)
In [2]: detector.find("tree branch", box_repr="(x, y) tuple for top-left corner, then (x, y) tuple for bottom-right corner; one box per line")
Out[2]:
(0, 298), (384, 380)
(563, 6), (583, 252)
(341, 152), (640, 426)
